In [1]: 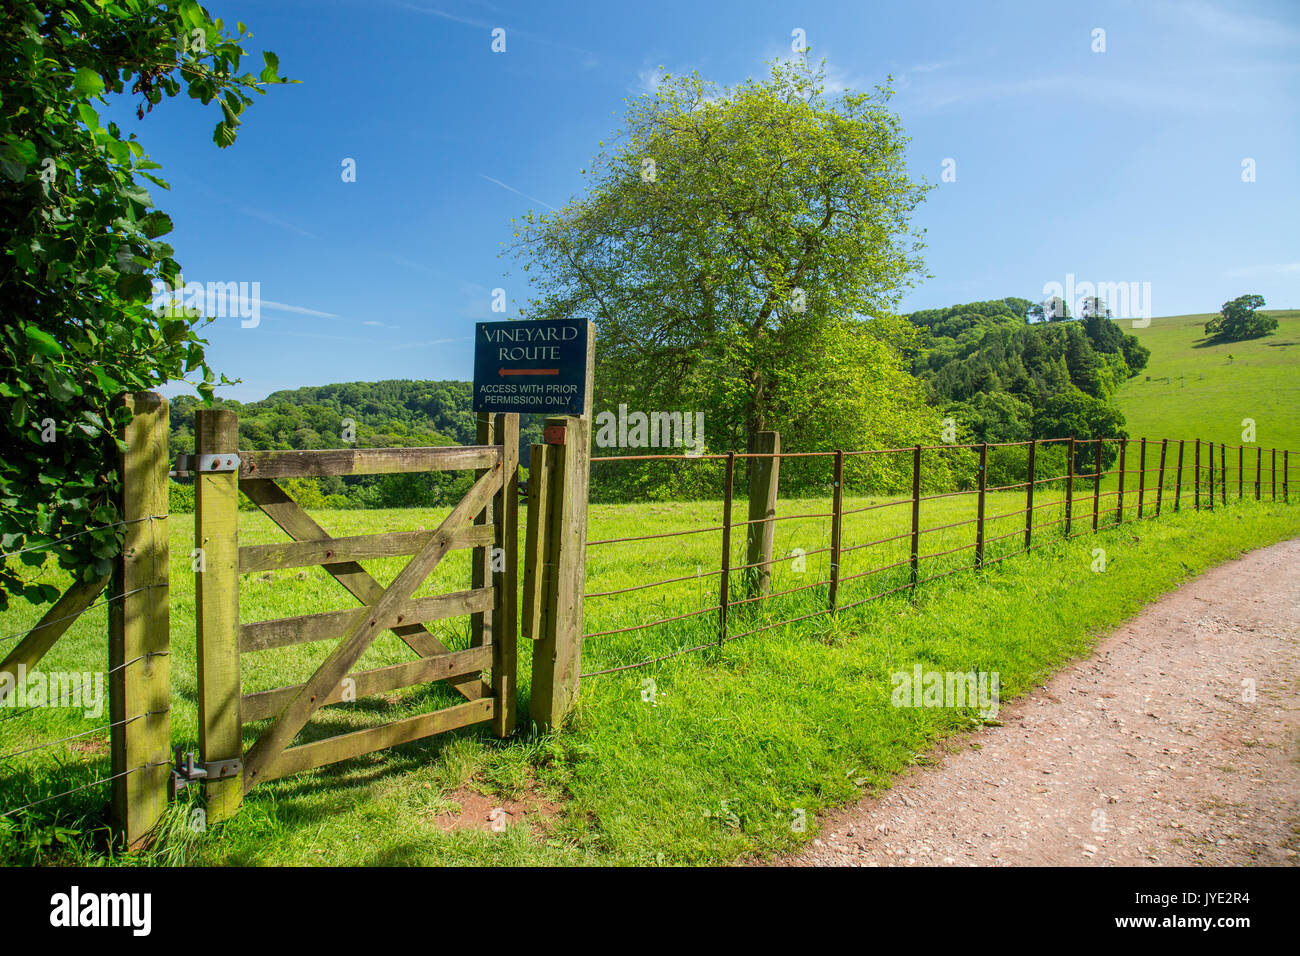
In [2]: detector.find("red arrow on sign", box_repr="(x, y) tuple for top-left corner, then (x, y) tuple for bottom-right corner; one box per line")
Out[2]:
(499, 367), (560, 376)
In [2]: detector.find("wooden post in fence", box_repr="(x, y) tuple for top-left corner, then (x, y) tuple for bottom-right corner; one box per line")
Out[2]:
(828, 450), (844, 612)
(528, 322), (594, 732)
(1116, 439), (1127, 524)
(1137, 438), (1147, 519)
(194, 407), (242, 822)
(1201, 439), (1211, 512)
(909, 445), (922, 589)
(1155, 439), (1167, 516)
(1255, 447), (1262, 500)
(975, 443), (988, 569)
(521, 444), (553, 647)
(1194, 440), (1201, 511)
(108, 392), (171, 848)
(1023, 440), (1036, 550)
(1092, 438), (1103, 531)
(473, 412), (519, 738)
(1175, 440), (1184, 511)
(1220, 444), (1226, 506)
(1064, 438), (1074, 536)
(719, 452), (734, 643)
(745, 430), (780, 597)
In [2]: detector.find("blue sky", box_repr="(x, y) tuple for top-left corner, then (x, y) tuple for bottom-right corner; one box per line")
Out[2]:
(112, 0), (1299, 402)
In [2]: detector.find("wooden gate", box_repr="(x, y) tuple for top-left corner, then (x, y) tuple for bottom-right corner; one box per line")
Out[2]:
(190, 409), (518, 821)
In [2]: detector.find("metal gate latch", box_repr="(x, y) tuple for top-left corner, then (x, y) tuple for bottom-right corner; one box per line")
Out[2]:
(171, 453), (242, 478)
(170, 746), (242, 795)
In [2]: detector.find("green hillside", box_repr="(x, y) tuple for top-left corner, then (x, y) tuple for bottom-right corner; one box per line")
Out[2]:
(1115, 309), (1300, 453)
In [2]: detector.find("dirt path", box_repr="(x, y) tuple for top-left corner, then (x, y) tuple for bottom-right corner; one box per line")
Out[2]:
(786, 537), (1300, 867)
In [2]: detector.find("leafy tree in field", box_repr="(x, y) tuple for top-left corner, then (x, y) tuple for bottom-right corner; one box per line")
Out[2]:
(1031, 390), (1126, 471)
(909, 299), (1141, 450)
(1204, 294), (1276, 343)
(0, 0), (289, 608)
(507, 57), (934, 463)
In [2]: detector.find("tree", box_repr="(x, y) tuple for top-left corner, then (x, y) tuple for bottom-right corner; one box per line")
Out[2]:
(1043, 295), (1071, 322)
(0, 0), (290, 607)
(1204, 294), (1277, 342)
(1031, 389), (1127, 472)
(1079, 295), (1110, 319)
(508, 57), (933, 458)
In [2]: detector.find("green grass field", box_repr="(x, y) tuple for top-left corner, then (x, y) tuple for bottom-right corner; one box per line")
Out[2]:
(3, 469), (1299, 865)
(1115, 309), (1300, 453)
(3, 309), (1298, 865)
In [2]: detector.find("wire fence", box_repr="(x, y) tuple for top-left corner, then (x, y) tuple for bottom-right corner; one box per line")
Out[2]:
(578, 437), (1294, 678)
(1, 537), (170, 827)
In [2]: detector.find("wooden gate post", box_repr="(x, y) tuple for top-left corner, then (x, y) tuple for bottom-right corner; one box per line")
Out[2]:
(1064, 438), (1074, 536)
(195, 408), (242, 822)
(109, 392), (171, 848)
(474, 412), (519, 738)
(1023, 439), (1036, 550)
(975, 443), (988, 566)
(1116, 439), (1127, 524)
(909, 445), (922, 587)
(1194, 440), (1201, 511)
(528, 323), (594, 732)
(745, 431), (780, 597)
(1201, 439), (1211, 509)
(1137, 438), (1147, 519)
(828, 450), (844, 611)
(719, 452), (734, 642)
(1220, 444), (1227, 506)
(1092, 438), (1102, 531)
(1155, 439), (1167, 516)
(1175, 440), (1184, 511)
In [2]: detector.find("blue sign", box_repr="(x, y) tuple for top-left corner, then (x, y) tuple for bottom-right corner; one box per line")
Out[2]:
(473, 319), (588, 415)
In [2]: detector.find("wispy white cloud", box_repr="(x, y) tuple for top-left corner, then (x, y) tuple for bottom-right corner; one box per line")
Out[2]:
(238, 206), (317, 239)
(394, 336), (472, 348)
(1158, 0), (1300, 46)
(396, 2), (600, 66)
(394, 256), (445, 277)
(479, 173), (555, 211)
(261, 300), (340, 319)
(1225, 261), (1300, 278)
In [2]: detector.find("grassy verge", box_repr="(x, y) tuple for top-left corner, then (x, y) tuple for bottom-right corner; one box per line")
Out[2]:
(2, 492), (1298, 865)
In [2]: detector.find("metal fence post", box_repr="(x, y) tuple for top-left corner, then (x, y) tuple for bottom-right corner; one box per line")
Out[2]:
(828, 450), (844, 612)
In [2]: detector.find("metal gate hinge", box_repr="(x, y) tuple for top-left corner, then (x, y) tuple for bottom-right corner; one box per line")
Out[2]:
(171, 453), (242, 478)
(170, 746), (242, 795)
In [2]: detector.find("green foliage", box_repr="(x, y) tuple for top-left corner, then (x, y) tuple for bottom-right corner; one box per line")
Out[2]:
(1204, 294), (1277, 342)
(1115, 309), (1300, 454)
(910, 298), (1144, 450)
(167, 380), (532, 510)
(509, 57), (934, 471)
(0, 0), (289, 608)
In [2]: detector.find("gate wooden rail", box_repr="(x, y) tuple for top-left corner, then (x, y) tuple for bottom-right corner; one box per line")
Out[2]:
(193, 408), (518, 821)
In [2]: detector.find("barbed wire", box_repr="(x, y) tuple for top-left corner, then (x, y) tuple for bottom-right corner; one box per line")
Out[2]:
(0, 709), (168, 763)
(0, 761), (170, 819)
(0, 584), (168, 644)
(0, 514), (167, 562)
